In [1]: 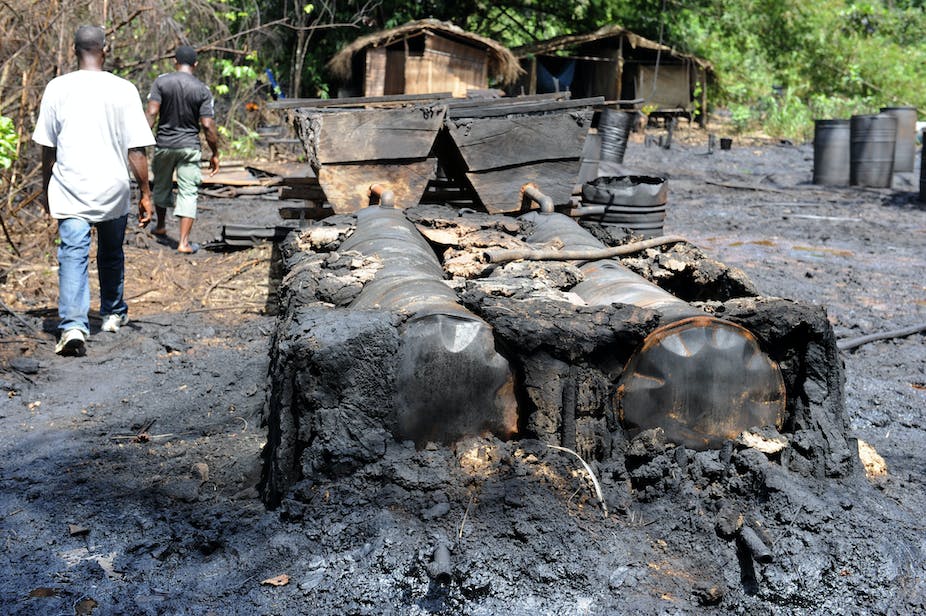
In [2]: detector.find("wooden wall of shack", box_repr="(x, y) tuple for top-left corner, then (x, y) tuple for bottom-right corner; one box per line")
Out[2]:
(361, 33), (490, 98)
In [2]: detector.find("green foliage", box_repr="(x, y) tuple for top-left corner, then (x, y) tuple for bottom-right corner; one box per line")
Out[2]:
(211, 1), (926, 141)
(218, 124), (260, 159)
(590, 0), (926, 141)
(0, 115), (17, 170)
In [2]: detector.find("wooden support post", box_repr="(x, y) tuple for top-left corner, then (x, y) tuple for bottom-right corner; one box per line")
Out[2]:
(699, 67), (708, 128)
(615, 37), (624, 103)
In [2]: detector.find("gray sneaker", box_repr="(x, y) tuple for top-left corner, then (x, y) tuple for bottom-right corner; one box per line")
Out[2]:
(101, 313), (129, 333)
(55, 328), (86, 356)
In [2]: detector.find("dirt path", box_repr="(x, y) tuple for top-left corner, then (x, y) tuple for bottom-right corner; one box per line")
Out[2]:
(1, 132), (925, 614)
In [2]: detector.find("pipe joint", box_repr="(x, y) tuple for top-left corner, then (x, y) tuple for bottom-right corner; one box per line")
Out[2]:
(521, 183), (555, 214)
(369, 183), (396, 208)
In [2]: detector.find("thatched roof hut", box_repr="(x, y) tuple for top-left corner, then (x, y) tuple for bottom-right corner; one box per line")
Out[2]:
(327, 19), (522, 98)
(512, 24), (713, 124)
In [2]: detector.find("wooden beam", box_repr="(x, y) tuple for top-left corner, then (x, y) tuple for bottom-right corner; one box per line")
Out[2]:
(616, 37), (624, 102)
(268, 92), (454, 110)
(447, 96), (604, 119)
(445, 92), (570, 110)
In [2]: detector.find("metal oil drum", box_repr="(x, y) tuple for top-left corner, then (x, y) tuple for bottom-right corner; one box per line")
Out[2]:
(812, 119), (850, 186)
(920, 129), (926, 203)
(850, 113), (896, 188)
(598, 108), (634, 164)
(617, 316), (786, 449)
(879, 106), (917, 172)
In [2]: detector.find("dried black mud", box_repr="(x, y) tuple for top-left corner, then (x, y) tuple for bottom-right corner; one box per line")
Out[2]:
(2, 135), (925, 615)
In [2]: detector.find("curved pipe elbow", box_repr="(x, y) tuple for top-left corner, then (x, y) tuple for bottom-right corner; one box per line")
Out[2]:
(521, 183), (555, 214)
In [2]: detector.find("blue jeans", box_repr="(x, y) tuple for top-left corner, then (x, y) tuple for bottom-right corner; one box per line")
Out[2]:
(57, 215), (128, 334)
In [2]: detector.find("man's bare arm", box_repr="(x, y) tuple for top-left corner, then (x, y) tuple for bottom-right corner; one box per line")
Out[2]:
(41, 146), (56, 215)
(127, 147), (153, 227)
(145, 100), (160, 130)
(200, 116), (220, 176)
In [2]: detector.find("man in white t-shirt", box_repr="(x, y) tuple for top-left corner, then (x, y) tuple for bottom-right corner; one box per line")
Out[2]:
(33, 25), (155, 356)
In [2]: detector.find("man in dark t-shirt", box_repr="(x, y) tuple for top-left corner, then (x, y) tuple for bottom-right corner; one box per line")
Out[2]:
(146, 45), (219, 254)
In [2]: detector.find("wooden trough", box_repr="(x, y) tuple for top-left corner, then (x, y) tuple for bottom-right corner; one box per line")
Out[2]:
(290, 102), (446, 212)
(281, 93), (600, 215)
(440, 96), (602, 213)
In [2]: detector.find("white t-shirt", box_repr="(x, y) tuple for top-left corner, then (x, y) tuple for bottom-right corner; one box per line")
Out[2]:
(33, 70), (155, 222)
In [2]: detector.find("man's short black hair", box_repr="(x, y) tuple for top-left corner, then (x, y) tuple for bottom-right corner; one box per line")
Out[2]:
(74, 25), (105, 53)
(175, 45), (197, 66)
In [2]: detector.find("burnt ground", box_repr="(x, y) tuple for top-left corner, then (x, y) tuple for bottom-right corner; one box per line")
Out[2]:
(1, 124), (925, 615)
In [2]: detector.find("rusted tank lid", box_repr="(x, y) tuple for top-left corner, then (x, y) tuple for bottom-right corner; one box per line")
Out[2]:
(617, 316), (786, 450)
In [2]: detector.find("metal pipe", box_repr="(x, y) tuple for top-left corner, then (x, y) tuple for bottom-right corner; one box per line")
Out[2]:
(483, 235), (687, 264)
(520, 211), (697, 319)
(369, 183), (395, 208)
(342, 206), (517, 445)
(517, 212), (786, 451)
(520, 183), (555, 213)
(738, 526), (774, 564)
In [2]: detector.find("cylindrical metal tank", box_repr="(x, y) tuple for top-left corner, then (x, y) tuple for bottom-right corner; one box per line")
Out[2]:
(577, 175), (668, 238)
(879, 106), (917, 172)
(521, 212), (786, 450)
(920, 129), (926, 203)
(598, 108), (634, 164)
(343, 206), (517, 444)
(850, 114), (896, 188)
(812, 119), (850, 186)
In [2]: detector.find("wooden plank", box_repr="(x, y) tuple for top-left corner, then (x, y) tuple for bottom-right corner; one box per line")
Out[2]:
(317, 159), (437, 213)
(446, 112), (592, 172)
(444, 92), (570, 110)
(279, 185), (327, 201)
(447, 96), (604, 119)
(200, 168), (281, 187)
(365, 47), (387, 96)
(245, 162), (316, 180)
(268, 92), (453, 110)
(466, 160), (581, 214)
(293, 105), (446, 166)
(278, 205), (333, 220)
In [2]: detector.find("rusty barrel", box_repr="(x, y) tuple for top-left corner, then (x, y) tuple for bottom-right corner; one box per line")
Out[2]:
(522, 212), (786, 450)
(812, 119), (850, 186)
(342, 206), (517, 444)
(850, 114), (896, 188)
(879, 106), (917, 173)
(598, 108), (634, 164)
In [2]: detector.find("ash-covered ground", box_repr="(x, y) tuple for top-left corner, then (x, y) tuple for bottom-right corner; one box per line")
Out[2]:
(1, 128), (925, 615)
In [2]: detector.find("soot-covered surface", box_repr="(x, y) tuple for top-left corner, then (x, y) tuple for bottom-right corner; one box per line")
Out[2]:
(1, 132), (925, 615)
